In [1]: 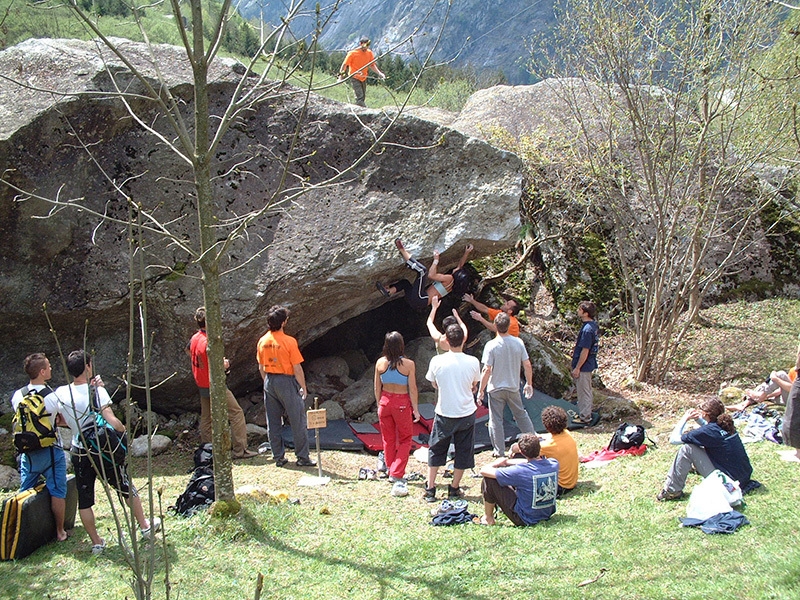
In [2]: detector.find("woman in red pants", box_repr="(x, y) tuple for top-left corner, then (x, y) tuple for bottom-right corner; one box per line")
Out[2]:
(373, 331), (420, 496)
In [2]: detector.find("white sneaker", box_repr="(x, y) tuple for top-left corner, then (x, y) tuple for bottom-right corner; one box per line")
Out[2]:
(391, 480), (408, 497)
(91, 539), (106, 555)
(141, 517), (162, 540)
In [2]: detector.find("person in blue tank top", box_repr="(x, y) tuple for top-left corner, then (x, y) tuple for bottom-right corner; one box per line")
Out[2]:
(376, 239), (473, 310)
(374, 332), (420, 497)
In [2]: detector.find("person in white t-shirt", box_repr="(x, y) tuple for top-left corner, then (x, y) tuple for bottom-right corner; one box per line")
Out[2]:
(423, 324), (480, 503)
(55, 350), (159, 555)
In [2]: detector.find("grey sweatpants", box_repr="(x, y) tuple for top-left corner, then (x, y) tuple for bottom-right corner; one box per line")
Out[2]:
(487, 388), (535, 456)
(663, 443), (716, 493)
(263, 373), (310, 461)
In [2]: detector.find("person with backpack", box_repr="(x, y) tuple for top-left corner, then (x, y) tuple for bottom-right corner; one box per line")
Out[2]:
(571, 301), (599, 425)
(9, 353), (69, 542)
(54, 350), (160, 555)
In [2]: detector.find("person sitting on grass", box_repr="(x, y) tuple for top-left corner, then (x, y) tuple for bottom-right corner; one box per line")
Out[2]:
(538, 405), (579, 496)
(726, 368), (796, 412)
(376, 240), (473, 310)
(657, 397), (757, 502)
(479, 433), (559, 526)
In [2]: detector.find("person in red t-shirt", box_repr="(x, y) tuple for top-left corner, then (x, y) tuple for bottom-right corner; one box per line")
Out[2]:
(188, 307), (256, 459)
(338, 36), (385, 107)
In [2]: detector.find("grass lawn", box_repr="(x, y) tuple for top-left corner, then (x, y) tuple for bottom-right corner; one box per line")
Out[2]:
(1, 299), (800, 599)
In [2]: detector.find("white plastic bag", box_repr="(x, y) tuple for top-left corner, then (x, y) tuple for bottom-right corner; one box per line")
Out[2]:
(686, 470), (740, 521)
(712, 470), (743, 507)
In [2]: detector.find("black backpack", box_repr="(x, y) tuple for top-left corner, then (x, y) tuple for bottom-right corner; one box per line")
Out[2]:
(81, 388), (128, 467)
(174, 465), (215, 517)
(12, 385), (57, 454)
(607, 422), (649, 451)
(193, 443), (213, 469)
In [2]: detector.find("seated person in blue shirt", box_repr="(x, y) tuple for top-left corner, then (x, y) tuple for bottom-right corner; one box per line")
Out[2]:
(479, 433), (559, 526)
(658, 397), (756, 501)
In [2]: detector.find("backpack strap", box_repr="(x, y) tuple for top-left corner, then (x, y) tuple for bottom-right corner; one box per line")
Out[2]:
(20, 384), (55, 398)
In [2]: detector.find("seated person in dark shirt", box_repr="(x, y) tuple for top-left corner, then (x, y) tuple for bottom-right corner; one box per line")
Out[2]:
(658, 397), (756, 501)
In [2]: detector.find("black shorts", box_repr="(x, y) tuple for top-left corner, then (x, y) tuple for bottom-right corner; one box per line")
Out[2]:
(428, 412), (476, 470)
(72, 452), (137, 510)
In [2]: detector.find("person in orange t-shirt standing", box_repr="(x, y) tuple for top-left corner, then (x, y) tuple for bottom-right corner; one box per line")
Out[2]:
(338, 36), (385, 107)
(256, 305), (315, 467)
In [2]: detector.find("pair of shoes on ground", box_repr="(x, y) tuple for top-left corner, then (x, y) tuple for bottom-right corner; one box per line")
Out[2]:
(656, 489), (685, 502)
(430, 498), (468, 516)
(423, 484), (466, 502)
(358, 467), (377, 480)
(141, 517), (162, 540)
(233, 449), (258, 460)
(276, 456), (316, 467)
(391, 479), (408, 497)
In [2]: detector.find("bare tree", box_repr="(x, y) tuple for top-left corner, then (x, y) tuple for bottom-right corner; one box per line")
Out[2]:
(531, 0), (791, 383)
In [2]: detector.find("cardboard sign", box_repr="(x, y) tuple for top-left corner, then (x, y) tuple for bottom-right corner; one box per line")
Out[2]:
(306, 409), (327, 429)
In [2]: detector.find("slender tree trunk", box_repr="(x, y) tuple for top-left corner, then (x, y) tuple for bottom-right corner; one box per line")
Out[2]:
(191, 2), (236, 504)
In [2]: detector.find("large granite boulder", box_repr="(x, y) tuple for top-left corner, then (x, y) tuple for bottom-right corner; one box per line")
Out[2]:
(0, 38), (524, 414)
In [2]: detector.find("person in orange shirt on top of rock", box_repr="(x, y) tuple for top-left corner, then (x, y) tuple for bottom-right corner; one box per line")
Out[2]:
(338, 35), (386, 107)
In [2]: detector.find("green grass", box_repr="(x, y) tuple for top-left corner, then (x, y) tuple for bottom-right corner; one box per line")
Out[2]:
(2, 303), (800, 600)
(674, 297), (800, 393)
(3, 299), (800, 598)
(1, 433), (797, 599)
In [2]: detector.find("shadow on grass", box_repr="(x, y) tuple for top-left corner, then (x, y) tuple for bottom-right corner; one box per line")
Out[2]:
(561, 480), (601, 498)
